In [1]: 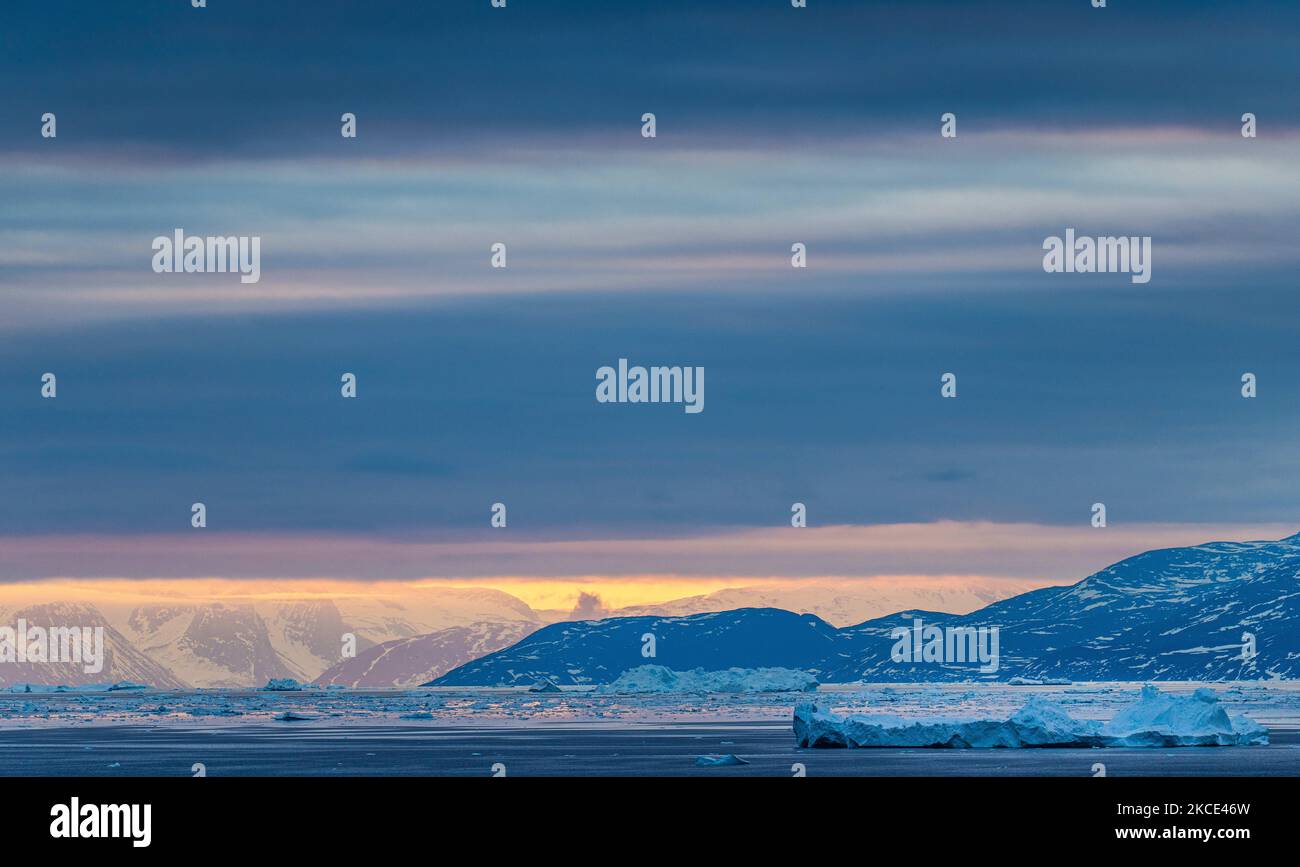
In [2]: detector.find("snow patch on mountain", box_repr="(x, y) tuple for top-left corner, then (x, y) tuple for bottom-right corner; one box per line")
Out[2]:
(323, 621), (538, 688)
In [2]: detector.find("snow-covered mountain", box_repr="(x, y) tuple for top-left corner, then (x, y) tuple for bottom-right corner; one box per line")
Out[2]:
(434, 533), (1300, 685)
(0, 602), (185, 689)
(117, 603), (309, 688)
(103, 588), (543, 687)
(0, 585), (544, 687)
(830, 531), (1300, 683)
(297, 579), (1038, 688)
(432, 608), (845, 686)
(611, 578), (1046, 627)
(316, 620), (538, 688)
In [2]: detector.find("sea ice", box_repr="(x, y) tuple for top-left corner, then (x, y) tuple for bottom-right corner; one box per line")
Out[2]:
(1008, 676), (1072, 686)
(794, 685), (1268, 748)
(695, 754), (749, 766)
(601, 665), (819, 694)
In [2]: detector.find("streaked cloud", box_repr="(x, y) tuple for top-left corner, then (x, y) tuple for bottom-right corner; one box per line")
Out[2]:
(2, 522), (1293, 583)
(5, 132), (1299, 330)
(3, 0), (1297, 583)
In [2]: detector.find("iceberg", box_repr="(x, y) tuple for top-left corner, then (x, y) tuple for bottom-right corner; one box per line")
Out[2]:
(794, 685), (1268, 748)
(528, 678), (563, 693)
(273, 711), (315, 721)
(1008, 676), (1072, 686)
(600, 665), (818, 694)
(1103, 685), (1268, 746)
(262, 678), (304, 691)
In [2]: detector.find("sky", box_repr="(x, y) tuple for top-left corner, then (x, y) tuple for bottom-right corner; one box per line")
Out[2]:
(2, 0), (1299, 607)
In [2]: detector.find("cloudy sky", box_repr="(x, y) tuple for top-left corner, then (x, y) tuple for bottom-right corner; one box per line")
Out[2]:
(2, 0), (1298, 606)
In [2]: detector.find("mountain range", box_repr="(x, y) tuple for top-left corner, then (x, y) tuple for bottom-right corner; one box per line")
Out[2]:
(315, 620), (538, 688)
(0, 587), (541, 689)
(8, 532), (1294, 688)
(0, 577), (1034, 688)
(433, 533), (1300, 685)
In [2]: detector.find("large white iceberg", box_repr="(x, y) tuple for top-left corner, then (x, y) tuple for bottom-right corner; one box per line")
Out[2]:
(1102, 685), (1268, 746)
(794, 685), (1268, 748)
(601, 664), (818, 694)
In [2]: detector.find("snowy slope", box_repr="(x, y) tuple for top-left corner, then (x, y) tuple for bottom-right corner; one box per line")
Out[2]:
(432, 608), (845, 686)
(0, 602), (185, 689)
(118, 603), (300, 688)
(316, 620), (538, 688)
(0, 583), (541, 688)
(832, 533), (1300, 682)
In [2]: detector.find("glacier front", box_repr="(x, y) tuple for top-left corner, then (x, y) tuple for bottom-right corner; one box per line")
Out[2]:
(794, 685), (1268, 748)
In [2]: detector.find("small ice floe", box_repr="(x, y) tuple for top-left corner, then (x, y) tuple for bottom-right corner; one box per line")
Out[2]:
(601, 665), (818, 694)
(107, 681), (149, 692)
(528, 678), (563, 693)
(1007, 676), (1071, 686)
(273, 711), (315, 722)
(695, 754), (750, 767)
(262, 678), (304, 691)
(107, 762), (121, 769)
(398, 711), (434, 720)
(794, 685), (1268, 749)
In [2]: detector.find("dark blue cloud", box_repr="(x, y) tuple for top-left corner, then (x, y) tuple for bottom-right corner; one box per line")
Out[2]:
(2, 0), (1297, 160)
(2, 0), (1298, 548)
(2, 285), (1298, 536)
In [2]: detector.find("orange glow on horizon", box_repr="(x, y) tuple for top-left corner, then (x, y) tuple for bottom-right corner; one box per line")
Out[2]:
(0, 573), (1062, 613)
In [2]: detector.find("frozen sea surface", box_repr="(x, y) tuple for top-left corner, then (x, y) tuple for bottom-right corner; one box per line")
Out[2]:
(1, 682), (1297, 776)
(1, 722), (1297, 777)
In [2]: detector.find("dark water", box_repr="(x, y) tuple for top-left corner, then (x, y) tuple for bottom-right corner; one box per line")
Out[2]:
(1, 723), (1298, 776)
